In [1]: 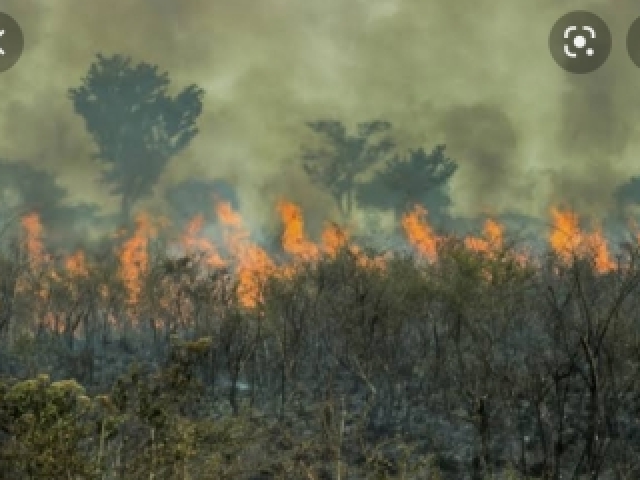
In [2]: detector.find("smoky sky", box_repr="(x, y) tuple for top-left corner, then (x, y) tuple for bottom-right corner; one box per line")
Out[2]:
(0, 0), (638, 229)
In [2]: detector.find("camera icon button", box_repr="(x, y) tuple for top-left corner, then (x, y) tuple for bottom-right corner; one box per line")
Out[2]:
(549, 11), (611, 74)
(0, 12), (23, 73)
(626, 17), (640, 68)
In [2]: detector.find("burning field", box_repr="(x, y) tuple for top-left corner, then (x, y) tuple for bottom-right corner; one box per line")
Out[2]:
(3, 200), (640, 479)
(8, 200), (629, 320)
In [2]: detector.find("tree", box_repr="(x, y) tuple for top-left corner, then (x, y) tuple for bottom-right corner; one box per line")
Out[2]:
(614, 176), (640, 207)
(165, 178), (239, 225)
(0, 160), (67, 217)
(356, 145), (457, 223)
(301, 120), (395, 220)
(0, 160), (102, 245)
(69, 54), (205, 223)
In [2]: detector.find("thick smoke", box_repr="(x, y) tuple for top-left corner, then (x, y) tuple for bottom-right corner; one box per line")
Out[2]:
(0, 0), (638, 236)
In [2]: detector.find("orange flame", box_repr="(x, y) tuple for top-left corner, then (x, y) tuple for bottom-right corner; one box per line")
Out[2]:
(549, 208), (614, 273)
(118, 213), (157, 313)
(11, 200), (628, 340)
(20, 213), (45, 269)
(180, 214), (226, 268)
(401, 205), (438, 261)
(278, 200), (320, 261)
(65, 250), (89, 277)
(321, 222), (349, 257)
(278, 201), (386, 270)
(465, 218), (503, 256)
(216, 201), (276, 309)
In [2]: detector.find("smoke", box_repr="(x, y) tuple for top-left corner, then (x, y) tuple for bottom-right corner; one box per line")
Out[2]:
(0, 0), (638, 234)
(437, 104), (518, 215)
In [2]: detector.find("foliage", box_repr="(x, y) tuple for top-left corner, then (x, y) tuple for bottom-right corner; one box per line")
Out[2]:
(1, 229), (640, 478)
(68, 54), (205, 221)
(0, 160), (103, 245)
(614, 175), (640, 206)
(0, 374), (97, 478)
(0, 160), (68, 217)
(357, 145), (458, 223)
(302, 119), (395, 219)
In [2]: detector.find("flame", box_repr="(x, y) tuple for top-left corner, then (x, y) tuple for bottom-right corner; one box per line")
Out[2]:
(180, 214), (226, 268)
(588, 227), (615, 273)
(278, 200), (386, 270)
(278, 200), (320, 261)
(8, 200), (629, 341)
(465, 218), (503, 256)
(401, 205), (438, 261)
(20, 213), (45, 269)
(118, 213), (157, 313)
(18, 213), (57, 330)
(549, 208), (582, 262)
(215, 201), (243, 228)
(216, 201), (276, 309)
(549, 208), (614, 273)
(321, 222), (349, 257)
(65, 250), (89, 277)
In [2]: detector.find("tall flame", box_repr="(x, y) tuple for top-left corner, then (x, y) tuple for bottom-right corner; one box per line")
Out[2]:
(10, 200), (627, 337)
(278, 200), (320, 261)
(20, 213), (45, 269)
(549, 208), (614, 273)
(401, 205), (438, 261)
(118, 213), (157, 313)
(216, 201), (275, 309)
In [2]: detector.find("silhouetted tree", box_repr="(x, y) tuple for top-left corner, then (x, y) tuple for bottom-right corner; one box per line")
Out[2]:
(0, 160), (67, 217)
(356, 145), (457, 223)
(69, 54), (205, 223)
(0, 160), (104, 249)
(614, 176), (640, 207)
(302, 120), (395, 220)
(165, 178), (239, 224)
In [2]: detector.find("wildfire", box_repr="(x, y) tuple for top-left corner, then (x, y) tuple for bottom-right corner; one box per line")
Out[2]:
(180, 214), (226, 268)
(321, 222), (349, 257)
(465, 218), (504, 255)
(11, 201), (627, 328)
(118, 213), (157, 314)
(65, 250), (89, 278)
(277, 200), (386, 273)
(278, 200), (320, 262)
(401, 205), (439, 261)
(549, 208), (615, 273)
(21, 212), (45, 269)
(216, 201), (276, 309)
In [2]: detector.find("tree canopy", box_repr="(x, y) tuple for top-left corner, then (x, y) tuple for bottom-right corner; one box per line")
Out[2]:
(68, 54), (205, 223)
(0, 160), (67, 217)
(301, 120), (395, 220)
(614, 176), (640, 207)
(0, 160), (102, 247)
(356, 145), (457, 222)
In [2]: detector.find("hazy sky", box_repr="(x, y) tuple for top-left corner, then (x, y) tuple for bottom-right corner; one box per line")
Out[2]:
(1, 0), (639, 228)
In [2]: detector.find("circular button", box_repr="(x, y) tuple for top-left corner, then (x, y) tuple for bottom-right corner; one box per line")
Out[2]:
(0, 12), (24, 73)
(549, 11), (611, 74)
(627, 17), (640, 68)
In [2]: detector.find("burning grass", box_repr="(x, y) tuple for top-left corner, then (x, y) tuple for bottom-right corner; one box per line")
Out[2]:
(3, 200), (632, 344)
(1, 201), (640, 478)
